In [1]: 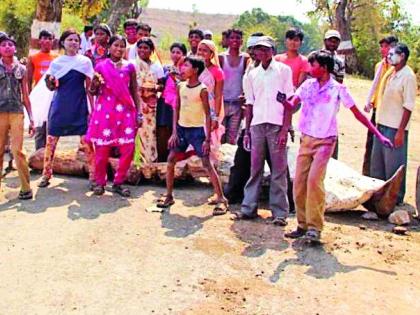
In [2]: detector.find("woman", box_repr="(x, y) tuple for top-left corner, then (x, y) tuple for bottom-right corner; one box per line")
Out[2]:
(86, 35), (141, 196)
(156, 42), (187, 161)
(134, 37), (164, 165)
(197, 39), (225, 163)
(39, 29), (95, 188)
(85, 24), (111, 66)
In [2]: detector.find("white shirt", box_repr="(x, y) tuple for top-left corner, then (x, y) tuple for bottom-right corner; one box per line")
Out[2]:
(246, 59), (294, 126)
(79, 33), (92, 54)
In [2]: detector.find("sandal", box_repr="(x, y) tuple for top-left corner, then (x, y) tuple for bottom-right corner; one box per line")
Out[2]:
(285, 227), (307, 239)
(18, 190), (33, 200)
(157, 195), (175, 208)
(304, 229), (321, 243)
(88, 181), (97, 191)
(271, 217), (288, 227)
(38, 177), (50, 188)
(231, 211), (258, 220)
(212, 201), (229, 216)
(93, 185), (105, 196)
(207, 194), (218, 205)
(112, 184), (131, 197)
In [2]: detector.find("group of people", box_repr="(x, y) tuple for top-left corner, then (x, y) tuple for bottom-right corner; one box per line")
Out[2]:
(0, 18), (416, 242)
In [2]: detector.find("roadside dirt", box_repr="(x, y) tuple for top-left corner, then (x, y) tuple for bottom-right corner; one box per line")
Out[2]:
(0, 77), (419, 314)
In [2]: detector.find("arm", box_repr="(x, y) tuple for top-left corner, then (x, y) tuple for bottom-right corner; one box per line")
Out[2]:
(130, 70), (141, 112)
(201, 88), (212, 155)
(214, 78), (224, 117)
(85, 77), (94, 112)
(21, 76), (34, 136)
(26, 56), (34, 93)
(393, 108), (411, 148)
(297, 71), (308, 87)
(168, 84), (181, 149)
(350, 105), (393, 147)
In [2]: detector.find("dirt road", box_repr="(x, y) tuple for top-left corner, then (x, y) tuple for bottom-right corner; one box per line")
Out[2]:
(0, 77), (419, 314)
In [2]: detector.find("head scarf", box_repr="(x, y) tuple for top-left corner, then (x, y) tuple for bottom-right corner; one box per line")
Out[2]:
(198, 39), (220, 67)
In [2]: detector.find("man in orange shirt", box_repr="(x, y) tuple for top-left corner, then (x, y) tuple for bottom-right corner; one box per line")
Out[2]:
(27, 30), (57, 150)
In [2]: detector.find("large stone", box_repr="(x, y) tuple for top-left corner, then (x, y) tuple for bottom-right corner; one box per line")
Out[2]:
(388, 210), (411, 225)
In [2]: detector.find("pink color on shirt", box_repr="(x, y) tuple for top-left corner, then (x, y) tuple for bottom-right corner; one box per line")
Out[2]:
(295, 78), (355, 138)
(275, 53), (311, 88)
(208, 64), (224, 82)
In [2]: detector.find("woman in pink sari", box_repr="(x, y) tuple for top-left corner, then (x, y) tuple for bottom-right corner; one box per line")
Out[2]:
(197, 40), (225, 164)
(86, 35), (141, 196)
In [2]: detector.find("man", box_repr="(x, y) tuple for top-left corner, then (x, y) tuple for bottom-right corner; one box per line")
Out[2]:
(323, 29), (345, 84)
(203, 30), (213, 40)
(370, 43), (417, 205)
(362, 35), (398, 175)
(127, 23), (152, 61)
(219, 28), (249, 144)
(224, 33), (263, 204)
(0, 36), (34, 199)
(187, 29), (204, 56)
(27, 30), (57, 150)
(123, 19), (139, 46)
(233, 36), (294, 226)
(275, 28), (311, 88)
(79, 25), (93, 54)
(221, 30), (229, 50)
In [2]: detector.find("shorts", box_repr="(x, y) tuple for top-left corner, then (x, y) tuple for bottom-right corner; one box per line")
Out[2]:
(174, 125), (206, 157)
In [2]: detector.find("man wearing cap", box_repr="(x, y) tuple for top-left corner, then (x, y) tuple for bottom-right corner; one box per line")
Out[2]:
(0, 36), (34, 199)
(324, 29), (345, 84)
(203, 30), (213, 40)
(233, 36), (294, 225)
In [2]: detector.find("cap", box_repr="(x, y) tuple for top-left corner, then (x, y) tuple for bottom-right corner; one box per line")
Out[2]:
(203, 30), (213, 37)
(254, 36), (275, 48)
(246, 35), (262, 48)
(324, 30), (341, 40)
(0, 35), (16, 45)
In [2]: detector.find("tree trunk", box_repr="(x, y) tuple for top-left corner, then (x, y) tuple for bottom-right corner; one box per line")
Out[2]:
(31, 0), (63, 50)
(106, 0), (137, 33)
(334, 0), (359, 74)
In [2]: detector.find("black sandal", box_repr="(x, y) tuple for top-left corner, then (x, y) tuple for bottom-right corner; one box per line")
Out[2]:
(112, 184), (131, 197)
(285, 227), (307, 239)
(18, 190), (33, 200)
(157, 195), (175, 208)
(231, 211), (258, 220)
(93, 185), (105, 196)
(213, 201), (229, 216)
(38, 177), (50, 188)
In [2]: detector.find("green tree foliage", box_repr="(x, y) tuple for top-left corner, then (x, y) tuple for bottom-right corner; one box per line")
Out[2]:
(0, 0), (37, 57)
(233, 8), (322, 55)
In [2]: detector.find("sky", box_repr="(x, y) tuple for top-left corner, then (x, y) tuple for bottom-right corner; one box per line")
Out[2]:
(148, 0), (420, 25)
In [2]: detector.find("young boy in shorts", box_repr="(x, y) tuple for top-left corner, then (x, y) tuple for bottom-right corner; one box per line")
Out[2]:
(279, 50), (393, 242)
(158, 56), (228, 215)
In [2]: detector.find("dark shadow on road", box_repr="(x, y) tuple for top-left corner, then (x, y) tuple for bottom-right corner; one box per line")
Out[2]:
(269, 239), (397, 282)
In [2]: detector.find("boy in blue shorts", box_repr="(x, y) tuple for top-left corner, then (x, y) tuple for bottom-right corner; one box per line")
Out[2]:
(158, 56), (228, 215)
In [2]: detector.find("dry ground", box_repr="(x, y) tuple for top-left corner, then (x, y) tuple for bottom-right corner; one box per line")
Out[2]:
(0, 76), (419, 314)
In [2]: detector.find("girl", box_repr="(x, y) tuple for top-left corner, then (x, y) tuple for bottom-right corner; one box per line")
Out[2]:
(197, 40), (225, 164)
(86, 35), (141, 196)
(85, 24), (111, 66)
(134, 37), (164, 165)
(39, 29), (95, 188)
(156, 42), (187, 161)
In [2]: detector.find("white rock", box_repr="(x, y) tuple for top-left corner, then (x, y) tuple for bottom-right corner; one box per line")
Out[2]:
(361, 211), (379, 220)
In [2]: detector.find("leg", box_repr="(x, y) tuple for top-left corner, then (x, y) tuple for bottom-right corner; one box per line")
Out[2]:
(0, 113), (10, 188)
(370, 127), (386, 181)
(34, 121), (47, 151)
(305, 137), (336, 231)
(94, 145), (111, 187)
(221, 102), (232, 145)
(362, 109), (375, 176)
(382, 127), (408, 204)
(157, 150), (177, 207)
(81, 136), (95, 182)
(202, 156), (225, 203)
(240, 124), (266, 217)
(226, 104), (242, 145)
(42, 135), (60, 180)
(114, 143), (135, 185)
(265, 124), (289, 218)
(293, 135), (313, 230)
(331, 136), (338, 159)
(9, 113), (31, 193)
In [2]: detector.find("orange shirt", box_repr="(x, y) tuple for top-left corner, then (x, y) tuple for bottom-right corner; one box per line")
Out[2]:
(30, 51), (57, 85)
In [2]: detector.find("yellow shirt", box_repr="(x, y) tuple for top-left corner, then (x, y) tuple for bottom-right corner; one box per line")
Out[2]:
(178, 82), (207, 128)
(371, 60), (392, 108)
(377, 65), (417, 130)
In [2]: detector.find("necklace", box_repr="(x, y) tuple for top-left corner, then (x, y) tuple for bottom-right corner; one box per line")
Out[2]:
(111, 59), (123, 68)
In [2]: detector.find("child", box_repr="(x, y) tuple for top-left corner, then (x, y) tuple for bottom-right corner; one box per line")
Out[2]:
(280, 50), (393, 242)
(158, 56), (228, 215)
(0, 35), (34, 199)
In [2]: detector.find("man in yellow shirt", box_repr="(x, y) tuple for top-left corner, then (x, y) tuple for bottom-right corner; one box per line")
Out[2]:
(363, 35), (398, 176)
(371, 43), (417, 205)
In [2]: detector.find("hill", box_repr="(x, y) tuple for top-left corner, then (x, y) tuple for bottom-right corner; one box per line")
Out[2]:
(140, 8), (238, 41)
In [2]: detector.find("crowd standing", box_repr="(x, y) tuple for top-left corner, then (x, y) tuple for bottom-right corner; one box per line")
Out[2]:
(0, 19), (417, 242)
